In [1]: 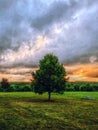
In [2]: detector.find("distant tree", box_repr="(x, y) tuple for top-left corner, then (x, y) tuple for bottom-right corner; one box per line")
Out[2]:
(1, 78), (10, 90)
(32, 54), (66, 101)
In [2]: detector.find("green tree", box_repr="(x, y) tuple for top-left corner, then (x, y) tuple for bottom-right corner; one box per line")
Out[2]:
(32, 54), (66, 101)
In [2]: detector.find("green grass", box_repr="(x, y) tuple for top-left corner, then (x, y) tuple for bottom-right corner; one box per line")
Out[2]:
(0, 92), (98, 130)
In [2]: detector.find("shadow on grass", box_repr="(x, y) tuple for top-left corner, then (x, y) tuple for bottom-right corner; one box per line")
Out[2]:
(0, 96), (70, 105)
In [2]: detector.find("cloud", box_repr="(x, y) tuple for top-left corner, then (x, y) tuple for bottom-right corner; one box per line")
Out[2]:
(70, 64), (98, 78)
(31, 0), (78, 30)
(0, 0), (98, 68)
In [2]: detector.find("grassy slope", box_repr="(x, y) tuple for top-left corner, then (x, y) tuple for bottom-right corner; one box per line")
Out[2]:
(0, 92), (98, 130)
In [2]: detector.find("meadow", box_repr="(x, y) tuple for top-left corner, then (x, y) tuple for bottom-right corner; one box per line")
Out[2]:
(0, 92), (98, 130)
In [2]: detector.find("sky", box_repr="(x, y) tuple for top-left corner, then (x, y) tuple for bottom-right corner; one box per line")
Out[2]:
(0, 0), (98, 82)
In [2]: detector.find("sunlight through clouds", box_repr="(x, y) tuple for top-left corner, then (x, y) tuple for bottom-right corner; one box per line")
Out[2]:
(0, 0), (98, 81)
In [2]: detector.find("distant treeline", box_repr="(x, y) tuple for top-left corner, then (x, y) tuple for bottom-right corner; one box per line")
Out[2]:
(66, 82), (98, 91)
(0, 79), (33, 92)
(0, 79), (98, 92)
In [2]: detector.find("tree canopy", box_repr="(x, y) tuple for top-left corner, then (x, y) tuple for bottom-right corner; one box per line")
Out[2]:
(1, 78), (10, 90)
(32, 54), (66, 100)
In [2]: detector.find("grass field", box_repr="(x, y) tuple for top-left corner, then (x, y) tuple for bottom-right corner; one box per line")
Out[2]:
(0, 92), (98, 130)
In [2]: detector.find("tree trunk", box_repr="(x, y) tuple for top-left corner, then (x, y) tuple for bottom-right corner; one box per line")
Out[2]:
(48, 92), (51, 101)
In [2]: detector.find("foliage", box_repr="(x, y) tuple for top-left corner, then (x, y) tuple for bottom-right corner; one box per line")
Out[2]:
(32, 54), (66, 100)
(0, 81), (98, 92)
(0, 82), (32, 92)
(1, 78), (10, 91)
(66, 82), (98, 91)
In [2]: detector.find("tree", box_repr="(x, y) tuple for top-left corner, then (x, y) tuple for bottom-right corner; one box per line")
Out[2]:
(32, 54), (66, 101)
(1, 78), (10, 90)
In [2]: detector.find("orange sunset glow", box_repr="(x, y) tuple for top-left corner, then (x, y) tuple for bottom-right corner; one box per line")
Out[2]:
(0, 64), (98, 82)
(0, 1), (98, 130)
(66, 64), (98, 82)
(0, 0), (98, 82)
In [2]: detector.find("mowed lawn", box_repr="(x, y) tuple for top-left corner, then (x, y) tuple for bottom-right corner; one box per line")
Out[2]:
(0, 92), (98, 130)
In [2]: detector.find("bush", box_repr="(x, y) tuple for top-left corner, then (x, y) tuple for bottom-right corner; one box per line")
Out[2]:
(65, 86), (75, 91)
(0, 81), (98, 92)
(0, 85), (4, 92)
(65, 82), (98, 92)
(80, 85), (94, 91)
(21, 86), (32, 92)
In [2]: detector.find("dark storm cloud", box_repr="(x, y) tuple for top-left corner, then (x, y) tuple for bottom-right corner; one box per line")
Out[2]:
(32, 0), (78, 30)
(0, 0), (98, 67)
